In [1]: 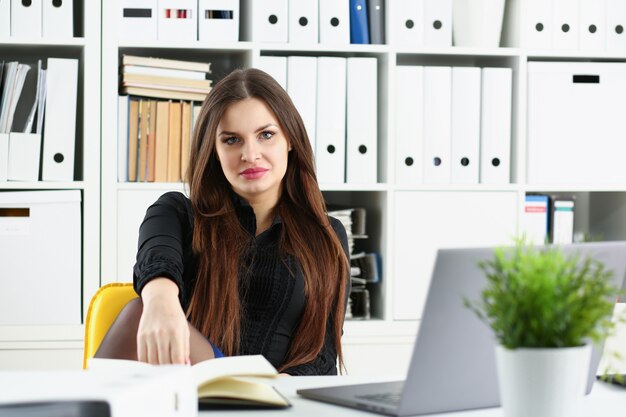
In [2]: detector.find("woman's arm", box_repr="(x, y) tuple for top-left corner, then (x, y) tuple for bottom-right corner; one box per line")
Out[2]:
(133, 192), (194, 364)
(283, 216), (351, 375)
(133, 192), (192, 298)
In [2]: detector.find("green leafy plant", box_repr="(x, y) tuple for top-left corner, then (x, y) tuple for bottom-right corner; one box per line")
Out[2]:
(465, 240), (620, 349)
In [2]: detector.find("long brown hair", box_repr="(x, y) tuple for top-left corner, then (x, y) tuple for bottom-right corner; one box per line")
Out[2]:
(186, 68), (349, 372)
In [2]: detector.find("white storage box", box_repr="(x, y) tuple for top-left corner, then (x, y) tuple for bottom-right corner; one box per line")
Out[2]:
(0, 190), (81, 325)
(527, 62), (626, 185)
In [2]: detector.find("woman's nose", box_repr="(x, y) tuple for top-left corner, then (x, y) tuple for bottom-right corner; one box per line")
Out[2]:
(241, 139), (261, 162)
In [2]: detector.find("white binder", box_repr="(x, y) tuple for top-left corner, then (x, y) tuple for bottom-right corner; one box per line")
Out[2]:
(388, 0), (423, 47)
(480, 67), (511, 184)
(7, 133), (41, 181)
(10, 0), (42, 37)
(242, 0), (288, 42)
(157, 0), (197, 41)
(316, 57), (347, 184)
(0, 134), (8, 181)
(451, 67), (480, 185)
(346, 57), (377, 184)
(198, 0), (239, 42)
(606, 0), (626, 52)
(319, 0), (350, 44)
(579, 0), (607, 51)
(287, 56), (318, 154)
(452, 0), (506, 48)
(552, 0), (579, 50)
(423, 0), (451, 47)
(119, 0), (157, 41)
(395, 65), (423, 185)
(42, 58), (78, 181)
(503, 0), (552, 48)
(527, 62), (626, 185)
(0, 0), (10, 38)
(256, 55), (287, 90)
(422, 66), (451, 184)
(289, 0), (318, 44)
(43, 0), (73, 38)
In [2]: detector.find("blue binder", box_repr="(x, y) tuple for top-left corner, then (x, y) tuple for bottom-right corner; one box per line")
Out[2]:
(349, 0), (370, 44)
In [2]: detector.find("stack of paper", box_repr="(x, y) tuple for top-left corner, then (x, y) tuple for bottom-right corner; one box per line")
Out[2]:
(0, 59), (48, 181)
(328, 207), (367, 255)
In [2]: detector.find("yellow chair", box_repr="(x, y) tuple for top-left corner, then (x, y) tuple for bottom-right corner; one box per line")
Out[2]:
(83, 282), (138, 369)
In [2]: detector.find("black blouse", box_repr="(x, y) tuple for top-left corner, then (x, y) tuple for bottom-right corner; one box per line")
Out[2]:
(133, 191), (350, 375)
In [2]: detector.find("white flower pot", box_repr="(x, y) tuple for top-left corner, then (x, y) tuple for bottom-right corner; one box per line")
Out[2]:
(453, 0), (505, 48)
(495, 344), (592, 417)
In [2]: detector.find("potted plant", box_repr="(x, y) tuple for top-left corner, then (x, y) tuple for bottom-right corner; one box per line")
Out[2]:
(466, 241), (621, 417)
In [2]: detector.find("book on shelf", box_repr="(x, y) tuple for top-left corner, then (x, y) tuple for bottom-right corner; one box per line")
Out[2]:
(88, 355), (291, 409)
(122, 73), (213, 89)
(550, 197), (575, 245)
(127, 100), (139, 182)
(180, 101), (192, 180)
(167, 101), (182, 182)
(521, 194), (550, 245)
(121, 86), (207, 102)
(122, 54), (212, 73)
(146, 100), (157, 182)
(154, 100), (170, 182)
(123, 98), (197, 183)
(121, 81), (211, 95)
(138, 100), (149, 182)
(123, 65), (209, 81)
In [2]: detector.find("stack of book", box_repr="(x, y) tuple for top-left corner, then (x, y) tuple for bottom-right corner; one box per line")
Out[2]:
(521, 194), (576, 245)
(118, 97), (203, 183)
(120, 55), (212, 102)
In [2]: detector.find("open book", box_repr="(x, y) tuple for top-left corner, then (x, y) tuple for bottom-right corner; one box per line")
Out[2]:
(88, 355), (291, 409)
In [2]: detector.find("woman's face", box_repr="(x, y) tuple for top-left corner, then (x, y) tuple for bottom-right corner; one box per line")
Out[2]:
(215, 97), (290, 206)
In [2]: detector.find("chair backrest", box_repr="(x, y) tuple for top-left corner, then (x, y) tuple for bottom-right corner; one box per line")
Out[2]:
(83, 282), (138, 369)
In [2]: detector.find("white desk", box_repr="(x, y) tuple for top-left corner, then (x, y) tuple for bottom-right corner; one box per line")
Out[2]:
(200, 375), (626, 416)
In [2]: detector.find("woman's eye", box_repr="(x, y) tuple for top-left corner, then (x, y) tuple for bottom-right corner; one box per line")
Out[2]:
(223, 136), (239, 145)
(260, 131), (274, 140)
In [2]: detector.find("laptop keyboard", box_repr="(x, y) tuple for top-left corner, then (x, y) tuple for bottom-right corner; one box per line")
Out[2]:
(356, 392), (402, 406)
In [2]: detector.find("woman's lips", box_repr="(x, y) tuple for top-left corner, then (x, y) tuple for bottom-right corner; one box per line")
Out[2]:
(240, 168), (269, 180)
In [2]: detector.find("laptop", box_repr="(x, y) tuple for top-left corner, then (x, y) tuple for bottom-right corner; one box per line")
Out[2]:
(298, 242), (626, 416)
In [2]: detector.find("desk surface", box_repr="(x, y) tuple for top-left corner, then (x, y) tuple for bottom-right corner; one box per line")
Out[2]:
(200, 375), (626, 417)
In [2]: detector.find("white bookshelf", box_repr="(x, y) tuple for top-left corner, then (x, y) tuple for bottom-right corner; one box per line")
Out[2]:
(97, 3), (626, 376)
(0, 0), (101, 369)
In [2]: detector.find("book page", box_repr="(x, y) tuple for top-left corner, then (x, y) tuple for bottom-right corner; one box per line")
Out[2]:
(191, 355), (277, 386)
(198, 377), (289, 407)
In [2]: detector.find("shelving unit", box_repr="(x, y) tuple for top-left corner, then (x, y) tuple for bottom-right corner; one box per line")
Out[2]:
(0, 0), (101, 370)
(97, 0), (626, 372)
(2, 1), (624, 374)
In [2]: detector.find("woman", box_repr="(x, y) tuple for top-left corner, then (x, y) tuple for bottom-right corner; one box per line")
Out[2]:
(95, 68), (350, 375)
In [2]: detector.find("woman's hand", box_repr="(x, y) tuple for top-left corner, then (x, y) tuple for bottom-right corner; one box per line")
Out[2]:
(137, 278), (190, 365)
